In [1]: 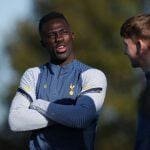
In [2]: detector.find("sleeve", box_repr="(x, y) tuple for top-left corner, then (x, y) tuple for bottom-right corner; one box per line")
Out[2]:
(9, 92), (49, 131)
(18, 68), (37, 101)
(8, 68), (53, 132)
(30, 69), (107, 129)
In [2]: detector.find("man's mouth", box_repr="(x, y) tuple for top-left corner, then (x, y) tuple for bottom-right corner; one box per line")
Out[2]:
(56, 45), (67, 53)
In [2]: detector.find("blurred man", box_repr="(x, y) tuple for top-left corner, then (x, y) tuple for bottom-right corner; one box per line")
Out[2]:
(8, 11), (107, 150)
(120, 13), (150, 150)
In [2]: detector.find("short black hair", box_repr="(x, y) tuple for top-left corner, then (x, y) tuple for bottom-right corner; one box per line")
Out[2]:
(39, 11), (69, 33)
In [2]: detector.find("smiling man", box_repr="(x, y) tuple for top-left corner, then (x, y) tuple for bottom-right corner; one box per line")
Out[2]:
(120, 13), (150, 150)
(8, 12), (107, 150)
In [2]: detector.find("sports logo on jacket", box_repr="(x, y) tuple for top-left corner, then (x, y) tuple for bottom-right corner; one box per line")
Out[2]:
(69, 84), (75, 95)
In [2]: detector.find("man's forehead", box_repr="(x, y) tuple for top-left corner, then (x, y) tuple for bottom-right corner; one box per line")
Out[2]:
(43, 18), (69, 29)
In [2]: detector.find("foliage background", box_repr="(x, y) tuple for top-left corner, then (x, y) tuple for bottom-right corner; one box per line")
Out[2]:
(0, 0), (147, 149)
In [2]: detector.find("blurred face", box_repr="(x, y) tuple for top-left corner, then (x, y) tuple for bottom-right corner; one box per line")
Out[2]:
(123, 38), (140, 68)
(40, 18), (75, 65)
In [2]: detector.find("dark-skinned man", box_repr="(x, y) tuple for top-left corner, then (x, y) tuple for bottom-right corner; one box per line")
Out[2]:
(9, 11), (107, 150)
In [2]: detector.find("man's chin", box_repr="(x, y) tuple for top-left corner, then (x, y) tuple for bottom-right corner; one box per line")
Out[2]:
(53, 52), (70, 63)
(57, 52), (68, 59)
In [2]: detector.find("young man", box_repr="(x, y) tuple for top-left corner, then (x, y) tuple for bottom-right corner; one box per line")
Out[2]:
(120, 13), (150, 150)
(9, 12), (107, 150)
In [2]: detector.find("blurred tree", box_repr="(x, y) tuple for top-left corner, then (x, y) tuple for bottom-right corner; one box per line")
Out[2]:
(1, 0), (142, 149)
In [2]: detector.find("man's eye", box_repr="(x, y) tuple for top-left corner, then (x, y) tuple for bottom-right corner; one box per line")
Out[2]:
(47, 33), (55, 38)
(47, 34), (55, 38)
(47, 30), (70, 38)
(63, 30), (69, 34)
(61, 30), (70, 35)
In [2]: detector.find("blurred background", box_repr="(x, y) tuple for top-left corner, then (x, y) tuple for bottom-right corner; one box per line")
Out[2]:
(0, 0), (150, 149)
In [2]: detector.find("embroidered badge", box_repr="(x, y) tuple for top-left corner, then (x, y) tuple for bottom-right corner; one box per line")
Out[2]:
(24, 86), (31, 92)
(69, 84), (75, 95)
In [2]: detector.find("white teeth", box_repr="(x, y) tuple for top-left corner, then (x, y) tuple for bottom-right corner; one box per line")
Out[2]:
(56, 45), (66, 52)
(58, 46), (64, 49)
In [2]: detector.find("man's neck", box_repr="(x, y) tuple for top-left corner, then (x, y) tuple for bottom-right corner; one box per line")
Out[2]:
(51, 56), (75, 66)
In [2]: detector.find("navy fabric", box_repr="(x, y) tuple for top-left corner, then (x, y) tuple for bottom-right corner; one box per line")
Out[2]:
(29, 60), (98, 150)
(135, 137), (150, 150)
(145, 71), (150, 85)
(135, 72), (150, 150)
(47, 95), (97, 128)
(36, 60), (89, 101)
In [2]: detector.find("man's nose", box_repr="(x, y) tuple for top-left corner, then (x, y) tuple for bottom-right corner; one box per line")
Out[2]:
(55, 32), (63, 42)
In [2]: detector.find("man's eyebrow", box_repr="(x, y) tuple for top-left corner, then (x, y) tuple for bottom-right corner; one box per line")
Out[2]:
(47, 28), (70, 33)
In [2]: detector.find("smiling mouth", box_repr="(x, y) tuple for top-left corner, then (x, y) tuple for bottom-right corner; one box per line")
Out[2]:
(56, 45), (67, 53)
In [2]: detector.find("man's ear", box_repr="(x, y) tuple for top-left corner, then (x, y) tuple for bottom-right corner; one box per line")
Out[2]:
(72, 32), (75, 40)
(136, 39), (147, 54)
(136, 40), (141, 55)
